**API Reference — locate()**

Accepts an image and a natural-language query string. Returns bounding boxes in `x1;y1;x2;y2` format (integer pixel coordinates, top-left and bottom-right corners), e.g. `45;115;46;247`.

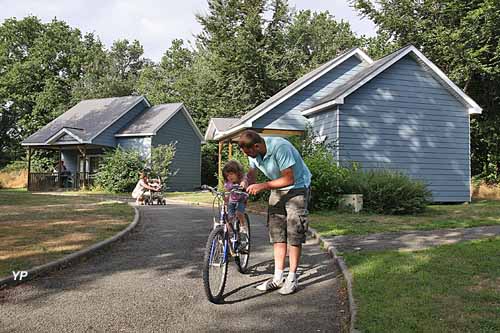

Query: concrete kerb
307;227;358;333
0;204;141;290
164;198;357;332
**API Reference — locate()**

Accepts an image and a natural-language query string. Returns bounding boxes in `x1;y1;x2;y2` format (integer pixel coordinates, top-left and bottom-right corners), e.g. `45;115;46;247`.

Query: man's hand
246;183;269;195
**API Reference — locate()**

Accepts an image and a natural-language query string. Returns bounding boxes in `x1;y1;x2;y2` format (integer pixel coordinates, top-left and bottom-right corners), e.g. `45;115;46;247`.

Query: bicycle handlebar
200;184;247;196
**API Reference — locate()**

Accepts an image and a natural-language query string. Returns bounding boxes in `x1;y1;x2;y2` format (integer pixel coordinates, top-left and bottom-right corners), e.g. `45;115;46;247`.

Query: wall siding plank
312;55;471;202
254;56;369;130
152;110;201;191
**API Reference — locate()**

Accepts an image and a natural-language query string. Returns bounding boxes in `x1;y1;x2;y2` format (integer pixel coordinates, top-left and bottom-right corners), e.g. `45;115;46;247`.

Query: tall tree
196;0;269;118
352;0;500;181
285;9;365;75
72;39;146;101
0;16;104;165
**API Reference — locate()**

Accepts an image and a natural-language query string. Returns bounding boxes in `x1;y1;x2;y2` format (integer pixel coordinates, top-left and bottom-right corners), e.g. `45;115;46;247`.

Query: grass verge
0;189;134;277
310;200;500;237
344;238;500;332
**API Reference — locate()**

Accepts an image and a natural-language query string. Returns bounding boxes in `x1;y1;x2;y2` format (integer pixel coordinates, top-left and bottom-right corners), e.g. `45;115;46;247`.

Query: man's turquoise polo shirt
248;136;311;190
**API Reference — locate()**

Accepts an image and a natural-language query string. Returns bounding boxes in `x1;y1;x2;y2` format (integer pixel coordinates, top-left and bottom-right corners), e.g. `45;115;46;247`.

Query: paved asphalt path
1;204;347;332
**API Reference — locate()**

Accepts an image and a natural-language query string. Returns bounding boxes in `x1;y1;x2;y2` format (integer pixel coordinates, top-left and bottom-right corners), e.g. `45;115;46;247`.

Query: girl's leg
236;211;246;229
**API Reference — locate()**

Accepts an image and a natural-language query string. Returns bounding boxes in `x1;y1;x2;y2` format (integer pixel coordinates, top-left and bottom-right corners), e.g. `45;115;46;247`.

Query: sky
0;0;377;62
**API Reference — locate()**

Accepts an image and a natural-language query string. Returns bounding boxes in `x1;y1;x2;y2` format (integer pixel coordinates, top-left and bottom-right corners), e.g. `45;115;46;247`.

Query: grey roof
309;45;413;109
204;117;240;141
212;118;240;132
22;96;145;145
118;103;183;135
232;47;361;127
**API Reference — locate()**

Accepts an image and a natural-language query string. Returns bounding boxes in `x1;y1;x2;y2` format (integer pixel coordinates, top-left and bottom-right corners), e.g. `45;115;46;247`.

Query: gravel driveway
0;204;348;332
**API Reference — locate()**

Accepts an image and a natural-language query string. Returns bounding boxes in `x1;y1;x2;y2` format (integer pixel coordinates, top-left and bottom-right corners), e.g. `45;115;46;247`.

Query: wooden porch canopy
22;143;104;191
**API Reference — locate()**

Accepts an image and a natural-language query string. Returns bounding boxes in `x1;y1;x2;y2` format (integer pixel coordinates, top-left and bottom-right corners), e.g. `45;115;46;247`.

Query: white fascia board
45;128;84;144
115;133;155;137
204;120;215;141
302;100;341;117
213;121;252;141
408;47;482;114
468;107;481;114
237;48;373;128
21;142;43;146
327;46;482;115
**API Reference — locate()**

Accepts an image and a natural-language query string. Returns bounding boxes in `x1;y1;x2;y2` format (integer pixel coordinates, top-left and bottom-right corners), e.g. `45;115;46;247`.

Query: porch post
218;141;223;188
27;147;32;191
58;147;62;188
82;146;87;190
228;141;233;160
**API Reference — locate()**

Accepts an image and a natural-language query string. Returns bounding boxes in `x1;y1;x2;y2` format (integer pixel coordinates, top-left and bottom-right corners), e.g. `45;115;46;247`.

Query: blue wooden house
205;45;482;202
22;96;203;191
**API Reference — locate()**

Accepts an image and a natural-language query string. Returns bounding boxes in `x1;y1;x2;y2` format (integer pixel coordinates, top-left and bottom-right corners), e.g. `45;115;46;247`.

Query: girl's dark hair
222;160;244;181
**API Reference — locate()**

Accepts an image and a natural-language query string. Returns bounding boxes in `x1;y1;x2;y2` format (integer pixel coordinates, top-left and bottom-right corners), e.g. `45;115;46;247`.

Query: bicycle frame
203;185;245;265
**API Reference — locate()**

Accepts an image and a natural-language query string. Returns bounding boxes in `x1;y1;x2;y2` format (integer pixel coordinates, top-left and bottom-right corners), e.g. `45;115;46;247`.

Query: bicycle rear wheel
202;226;228;303
235;213;251;273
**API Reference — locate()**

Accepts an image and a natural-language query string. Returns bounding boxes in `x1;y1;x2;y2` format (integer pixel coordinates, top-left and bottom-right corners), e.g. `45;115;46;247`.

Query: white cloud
0;0;375;62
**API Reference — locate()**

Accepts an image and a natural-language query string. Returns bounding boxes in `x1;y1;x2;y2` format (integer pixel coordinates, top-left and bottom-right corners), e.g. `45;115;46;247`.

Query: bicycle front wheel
202;226;228;303
236;213;251;273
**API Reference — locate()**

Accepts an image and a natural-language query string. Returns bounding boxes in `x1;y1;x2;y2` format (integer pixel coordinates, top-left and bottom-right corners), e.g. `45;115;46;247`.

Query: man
239;130;311;295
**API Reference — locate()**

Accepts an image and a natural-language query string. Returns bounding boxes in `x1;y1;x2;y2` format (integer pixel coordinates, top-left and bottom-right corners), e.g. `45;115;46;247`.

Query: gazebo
205;118;304;182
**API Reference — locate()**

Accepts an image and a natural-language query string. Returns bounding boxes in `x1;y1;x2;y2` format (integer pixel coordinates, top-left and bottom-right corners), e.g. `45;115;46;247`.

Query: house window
89;156;103;173
79;155;103;174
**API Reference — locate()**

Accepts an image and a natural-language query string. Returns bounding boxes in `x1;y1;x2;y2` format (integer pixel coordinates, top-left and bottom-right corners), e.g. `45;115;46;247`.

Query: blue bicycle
201;185;251;303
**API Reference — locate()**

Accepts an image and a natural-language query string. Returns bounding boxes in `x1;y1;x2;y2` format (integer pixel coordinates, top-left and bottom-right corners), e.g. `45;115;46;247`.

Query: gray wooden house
22;96;203;191
206;45;482;202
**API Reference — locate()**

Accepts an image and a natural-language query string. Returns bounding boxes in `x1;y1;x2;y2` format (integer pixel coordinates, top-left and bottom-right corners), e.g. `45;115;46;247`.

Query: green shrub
31;151;59;172
201;143;220;187
150;143;177;184
94;148;145;193
305;147;349;211
341;169;432;215
1;161;26;172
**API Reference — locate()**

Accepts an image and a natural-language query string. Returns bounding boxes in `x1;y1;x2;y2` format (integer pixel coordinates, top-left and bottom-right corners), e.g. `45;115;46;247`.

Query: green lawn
344;238;500;332
165;191;215;204
0;189;134;278
310;200;500;236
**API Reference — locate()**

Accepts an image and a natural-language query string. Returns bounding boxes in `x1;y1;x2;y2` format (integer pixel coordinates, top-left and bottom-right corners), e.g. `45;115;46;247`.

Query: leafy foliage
342;169;432;215
93;148;145;193
138;0;367;133
150;143;177;184
0;17;103;166
0;16;146;168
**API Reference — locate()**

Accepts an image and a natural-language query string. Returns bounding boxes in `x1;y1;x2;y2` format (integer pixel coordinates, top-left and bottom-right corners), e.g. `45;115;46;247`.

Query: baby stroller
143;177;168;205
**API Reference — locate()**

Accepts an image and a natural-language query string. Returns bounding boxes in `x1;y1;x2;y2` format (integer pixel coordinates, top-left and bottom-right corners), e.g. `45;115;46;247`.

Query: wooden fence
28;172;94;192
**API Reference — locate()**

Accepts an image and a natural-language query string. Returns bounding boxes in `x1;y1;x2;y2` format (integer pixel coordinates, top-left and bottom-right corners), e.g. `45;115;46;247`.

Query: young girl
222;160;249;231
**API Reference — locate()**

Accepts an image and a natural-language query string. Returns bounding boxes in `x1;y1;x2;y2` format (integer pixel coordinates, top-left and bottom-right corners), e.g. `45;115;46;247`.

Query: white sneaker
278;277;298;295
256;278;286;291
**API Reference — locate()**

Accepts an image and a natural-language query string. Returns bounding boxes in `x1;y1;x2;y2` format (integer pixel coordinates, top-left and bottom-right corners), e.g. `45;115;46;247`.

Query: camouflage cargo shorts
267;187;311;246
